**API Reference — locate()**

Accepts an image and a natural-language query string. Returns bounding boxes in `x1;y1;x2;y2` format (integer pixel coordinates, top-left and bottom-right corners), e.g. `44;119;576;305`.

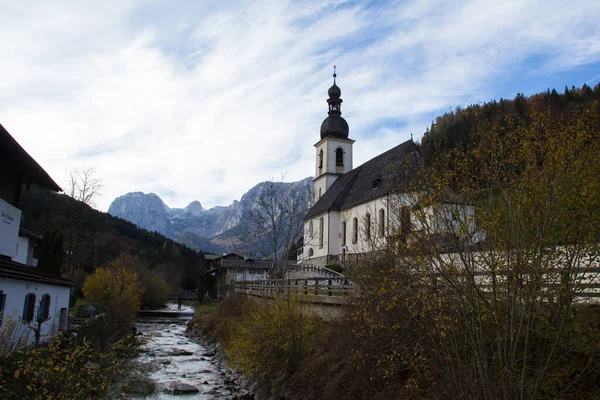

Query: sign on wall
0;198;21;258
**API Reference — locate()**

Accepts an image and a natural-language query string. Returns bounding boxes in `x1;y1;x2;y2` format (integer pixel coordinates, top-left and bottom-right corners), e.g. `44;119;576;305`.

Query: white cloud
1;0;599;211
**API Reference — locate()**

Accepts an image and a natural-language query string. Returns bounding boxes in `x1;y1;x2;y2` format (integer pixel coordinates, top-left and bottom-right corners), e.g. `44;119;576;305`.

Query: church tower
313;67;354;202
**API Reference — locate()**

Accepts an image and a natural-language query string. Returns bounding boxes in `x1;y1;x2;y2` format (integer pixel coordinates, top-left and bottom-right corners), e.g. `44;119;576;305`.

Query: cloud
1;0;599;211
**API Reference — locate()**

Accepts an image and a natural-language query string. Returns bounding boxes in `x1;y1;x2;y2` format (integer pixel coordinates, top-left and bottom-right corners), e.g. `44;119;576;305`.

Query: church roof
305;139;421;220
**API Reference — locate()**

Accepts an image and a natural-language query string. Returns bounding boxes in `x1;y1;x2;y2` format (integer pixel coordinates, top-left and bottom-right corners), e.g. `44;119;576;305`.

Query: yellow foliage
220;294;319;376
82;254;142;329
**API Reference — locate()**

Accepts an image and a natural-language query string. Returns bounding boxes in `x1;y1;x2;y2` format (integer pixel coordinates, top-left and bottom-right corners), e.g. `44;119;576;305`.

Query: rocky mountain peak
107;178;314;254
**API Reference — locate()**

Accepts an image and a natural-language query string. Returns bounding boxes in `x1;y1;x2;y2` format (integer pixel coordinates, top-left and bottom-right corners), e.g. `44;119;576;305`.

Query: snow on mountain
107;178;314;254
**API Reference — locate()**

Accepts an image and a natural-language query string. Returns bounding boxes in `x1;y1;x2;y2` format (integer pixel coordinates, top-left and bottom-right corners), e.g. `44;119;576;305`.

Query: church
301;71;470;266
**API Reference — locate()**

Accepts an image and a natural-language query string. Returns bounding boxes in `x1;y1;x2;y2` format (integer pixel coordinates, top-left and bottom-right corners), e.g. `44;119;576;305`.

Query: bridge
234;276;355;305
168;291;197;309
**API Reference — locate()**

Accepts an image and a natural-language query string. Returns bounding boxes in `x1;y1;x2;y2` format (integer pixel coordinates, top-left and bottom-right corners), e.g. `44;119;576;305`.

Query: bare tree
62;167;103;274
66;167;102;207
237;178;313;273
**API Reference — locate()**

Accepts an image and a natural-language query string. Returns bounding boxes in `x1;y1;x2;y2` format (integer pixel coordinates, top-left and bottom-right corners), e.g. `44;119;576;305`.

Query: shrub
0;333;137;399
81;254;142;345
221;294;320;377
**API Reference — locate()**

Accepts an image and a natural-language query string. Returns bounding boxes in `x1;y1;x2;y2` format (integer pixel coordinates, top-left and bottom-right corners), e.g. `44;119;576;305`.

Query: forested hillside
19;185;206;291
420;83;600;167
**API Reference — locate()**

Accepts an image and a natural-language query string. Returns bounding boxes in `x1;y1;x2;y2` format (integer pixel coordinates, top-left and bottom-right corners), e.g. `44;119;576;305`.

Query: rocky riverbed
134;305;255;399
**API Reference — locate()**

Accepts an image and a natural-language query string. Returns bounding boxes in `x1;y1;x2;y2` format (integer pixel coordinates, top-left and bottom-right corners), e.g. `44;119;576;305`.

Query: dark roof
305;139;421;219
0;258;76;287
328;83;341;99
0;123;62;192
320;115;349;139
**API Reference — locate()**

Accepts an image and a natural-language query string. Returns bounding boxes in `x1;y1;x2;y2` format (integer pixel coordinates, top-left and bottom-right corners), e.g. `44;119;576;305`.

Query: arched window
319;217;324;249
318;188;322;199
378;209;385;237
335;148;344;166
308;248;314;257
365;213;371;240
401;206;411;235
342;221;347;246
352;217;358;243
318;149;324;170
309;220;313;237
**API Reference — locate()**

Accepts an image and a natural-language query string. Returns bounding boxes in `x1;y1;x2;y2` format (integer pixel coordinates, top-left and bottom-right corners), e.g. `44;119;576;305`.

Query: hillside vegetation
20;186;206;291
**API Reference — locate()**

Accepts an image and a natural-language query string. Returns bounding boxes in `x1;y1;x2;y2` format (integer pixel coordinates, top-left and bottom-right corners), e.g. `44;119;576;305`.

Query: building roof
320;70;349;140
0;123;62;192
0;259;76;287
305;139;421;219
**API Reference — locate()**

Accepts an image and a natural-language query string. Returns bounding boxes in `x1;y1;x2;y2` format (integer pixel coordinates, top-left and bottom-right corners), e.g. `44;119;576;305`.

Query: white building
0;123;74;349
301;73;473;266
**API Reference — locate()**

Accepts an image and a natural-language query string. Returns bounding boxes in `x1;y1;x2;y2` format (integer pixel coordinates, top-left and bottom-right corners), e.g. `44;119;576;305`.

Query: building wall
225;268;269;283
314;138;354;178
0;278;71;347
302;193;425;263
313;137;354;202
12;236;37;266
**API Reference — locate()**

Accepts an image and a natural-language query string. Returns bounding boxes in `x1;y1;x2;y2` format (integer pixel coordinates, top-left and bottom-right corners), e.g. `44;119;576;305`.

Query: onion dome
320;66;349;140
328;82;341;99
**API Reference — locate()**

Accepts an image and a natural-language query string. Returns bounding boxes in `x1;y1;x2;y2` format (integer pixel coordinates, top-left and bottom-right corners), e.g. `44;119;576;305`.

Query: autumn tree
81;254;142;345
350;106;600;399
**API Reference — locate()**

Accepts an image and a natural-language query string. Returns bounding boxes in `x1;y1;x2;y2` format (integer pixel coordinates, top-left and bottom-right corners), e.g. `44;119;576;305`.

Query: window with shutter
42;294;51;320
23;293;36;323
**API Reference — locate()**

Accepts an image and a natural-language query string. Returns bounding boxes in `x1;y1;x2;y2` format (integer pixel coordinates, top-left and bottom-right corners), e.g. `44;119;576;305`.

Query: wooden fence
234;277;354;299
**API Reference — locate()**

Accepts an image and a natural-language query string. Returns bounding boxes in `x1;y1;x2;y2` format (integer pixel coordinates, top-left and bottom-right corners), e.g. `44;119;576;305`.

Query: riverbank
185;295;365;400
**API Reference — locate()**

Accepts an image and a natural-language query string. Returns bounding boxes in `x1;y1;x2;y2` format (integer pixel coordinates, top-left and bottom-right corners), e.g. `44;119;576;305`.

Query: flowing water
134;304;242;399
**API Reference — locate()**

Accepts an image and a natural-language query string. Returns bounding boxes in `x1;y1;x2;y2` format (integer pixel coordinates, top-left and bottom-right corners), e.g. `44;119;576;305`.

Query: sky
1;0;599;212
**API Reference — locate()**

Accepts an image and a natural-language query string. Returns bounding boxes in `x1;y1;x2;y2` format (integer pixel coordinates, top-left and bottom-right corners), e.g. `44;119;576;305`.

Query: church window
319;217;324;249
318;188;322;199
318;149;324;171
335;148;344;166
308;248;314;257
401;207;411;235
379;209;385;237
352;217;358;243
309;220;313;237
365;213;371;240
342;221;347;246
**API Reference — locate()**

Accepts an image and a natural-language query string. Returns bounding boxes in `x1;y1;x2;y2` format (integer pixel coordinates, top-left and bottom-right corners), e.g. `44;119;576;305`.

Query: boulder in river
165;381;200;394
169;348;194;356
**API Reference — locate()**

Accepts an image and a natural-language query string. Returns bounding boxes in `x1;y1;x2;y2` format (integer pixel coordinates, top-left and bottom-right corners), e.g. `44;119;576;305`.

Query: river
134;303;244;399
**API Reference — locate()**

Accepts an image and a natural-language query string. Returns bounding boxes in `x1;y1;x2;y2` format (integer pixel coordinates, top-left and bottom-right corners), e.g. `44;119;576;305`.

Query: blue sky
1;0;599;211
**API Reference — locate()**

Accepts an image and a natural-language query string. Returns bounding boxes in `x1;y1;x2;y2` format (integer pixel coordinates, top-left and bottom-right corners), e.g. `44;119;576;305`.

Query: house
0;123;74;348
206;253;272;283
301;72;474;266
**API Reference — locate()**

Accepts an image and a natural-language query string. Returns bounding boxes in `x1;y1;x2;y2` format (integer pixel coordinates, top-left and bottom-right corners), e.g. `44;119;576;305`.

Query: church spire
320;66;349;139
327;66;342;115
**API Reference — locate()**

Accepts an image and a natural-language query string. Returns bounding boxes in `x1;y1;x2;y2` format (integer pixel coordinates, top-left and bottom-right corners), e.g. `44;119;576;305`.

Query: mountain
108;178;314;254
19;185;206;290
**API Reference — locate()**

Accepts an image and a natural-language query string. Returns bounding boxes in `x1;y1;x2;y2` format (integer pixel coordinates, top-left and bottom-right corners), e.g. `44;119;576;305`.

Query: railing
283;264;344;279
234;277;355;298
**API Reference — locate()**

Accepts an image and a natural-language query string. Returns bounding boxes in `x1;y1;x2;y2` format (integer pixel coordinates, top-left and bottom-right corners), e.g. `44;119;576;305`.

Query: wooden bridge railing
234;277;355;298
